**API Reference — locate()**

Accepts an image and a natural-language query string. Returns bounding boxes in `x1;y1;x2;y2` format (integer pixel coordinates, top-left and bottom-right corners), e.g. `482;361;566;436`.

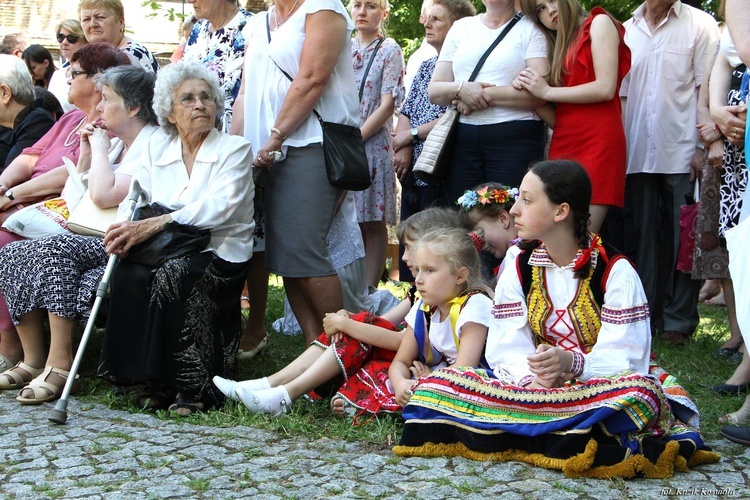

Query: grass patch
66;278;741;447
185;478;210;492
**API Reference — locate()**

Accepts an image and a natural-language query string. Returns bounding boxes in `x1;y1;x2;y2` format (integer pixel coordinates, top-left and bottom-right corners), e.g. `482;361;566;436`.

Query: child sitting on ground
213;207;465;417
388;226;492;407
456;182;520;277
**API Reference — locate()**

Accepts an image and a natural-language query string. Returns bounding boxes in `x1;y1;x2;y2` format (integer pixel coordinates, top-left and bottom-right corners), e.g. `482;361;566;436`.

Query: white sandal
16;366;78;405
0;361;43;390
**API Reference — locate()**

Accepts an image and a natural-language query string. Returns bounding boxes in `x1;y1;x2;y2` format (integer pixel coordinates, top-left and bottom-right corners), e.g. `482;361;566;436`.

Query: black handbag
413;12;524;185
124;203;210;268
266;15;371;191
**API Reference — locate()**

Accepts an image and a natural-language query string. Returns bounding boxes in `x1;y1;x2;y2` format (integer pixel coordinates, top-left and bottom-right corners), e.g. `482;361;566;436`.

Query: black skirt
98;251;249;407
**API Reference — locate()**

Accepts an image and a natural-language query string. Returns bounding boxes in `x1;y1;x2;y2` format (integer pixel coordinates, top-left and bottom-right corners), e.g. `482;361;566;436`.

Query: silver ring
406;389;414;397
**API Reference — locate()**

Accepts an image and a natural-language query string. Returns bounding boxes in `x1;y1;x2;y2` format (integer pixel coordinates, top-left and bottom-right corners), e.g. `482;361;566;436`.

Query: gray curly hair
153;60;223;136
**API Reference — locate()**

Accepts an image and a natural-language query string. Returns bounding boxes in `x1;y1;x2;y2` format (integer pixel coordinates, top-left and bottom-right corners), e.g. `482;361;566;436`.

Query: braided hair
524;160;593;279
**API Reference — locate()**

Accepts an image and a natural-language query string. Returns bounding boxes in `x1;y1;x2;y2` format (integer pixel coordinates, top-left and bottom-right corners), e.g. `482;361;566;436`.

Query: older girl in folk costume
213;207;466;418
350;0;405;287
394;160;719;479
389;227;492;408
456;182;521;276
514;0;630;233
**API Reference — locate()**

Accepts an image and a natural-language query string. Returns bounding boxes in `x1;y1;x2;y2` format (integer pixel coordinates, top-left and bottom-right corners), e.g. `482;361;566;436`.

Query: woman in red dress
514;0;630;233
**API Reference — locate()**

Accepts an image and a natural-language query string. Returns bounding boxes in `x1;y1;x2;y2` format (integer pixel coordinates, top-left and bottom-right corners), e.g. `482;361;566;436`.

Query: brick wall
0;0;189;54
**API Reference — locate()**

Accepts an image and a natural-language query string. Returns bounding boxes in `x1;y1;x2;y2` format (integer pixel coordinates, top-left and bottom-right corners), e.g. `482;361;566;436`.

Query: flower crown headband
457;185;519;212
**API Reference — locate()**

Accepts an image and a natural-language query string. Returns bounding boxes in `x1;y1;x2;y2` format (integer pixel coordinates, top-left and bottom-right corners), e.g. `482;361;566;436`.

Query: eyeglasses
69;69;94;79
57;33;80;44
176;92;216;107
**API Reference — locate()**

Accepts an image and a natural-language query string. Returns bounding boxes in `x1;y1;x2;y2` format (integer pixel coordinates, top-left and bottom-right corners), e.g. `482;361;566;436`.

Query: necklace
64;116;87;147
272;0;301;31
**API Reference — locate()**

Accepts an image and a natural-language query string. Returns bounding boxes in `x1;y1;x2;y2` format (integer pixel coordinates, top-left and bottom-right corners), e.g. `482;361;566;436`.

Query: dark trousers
443;120;546;204
625;173;701;335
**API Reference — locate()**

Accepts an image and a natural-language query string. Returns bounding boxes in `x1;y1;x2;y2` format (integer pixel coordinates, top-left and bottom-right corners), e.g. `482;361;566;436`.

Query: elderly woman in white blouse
98;61;255;416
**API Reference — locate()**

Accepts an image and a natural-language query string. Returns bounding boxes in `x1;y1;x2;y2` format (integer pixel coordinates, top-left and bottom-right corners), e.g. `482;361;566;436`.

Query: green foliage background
387;0;722;60
143;0;723;60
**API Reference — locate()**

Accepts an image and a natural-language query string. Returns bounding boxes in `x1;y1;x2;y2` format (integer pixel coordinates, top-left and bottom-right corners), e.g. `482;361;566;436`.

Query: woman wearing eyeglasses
0;43;130;382
98;61;255;416
48;19;89;113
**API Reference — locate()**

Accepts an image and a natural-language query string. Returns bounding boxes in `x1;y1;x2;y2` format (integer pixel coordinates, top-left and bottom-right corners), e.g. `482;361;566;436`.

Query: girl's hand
394;378;417;407
514;68;550;100
457;81;494;111
323;311;348;337
527;344;572;381
409;360;430;379
329;332;344;344
528;375;564;389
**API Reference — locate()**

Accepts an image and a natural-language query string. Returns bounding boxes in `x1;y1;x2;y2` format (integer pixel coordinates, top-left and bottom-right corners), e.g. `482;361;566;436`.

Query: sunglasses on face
57;33;80;44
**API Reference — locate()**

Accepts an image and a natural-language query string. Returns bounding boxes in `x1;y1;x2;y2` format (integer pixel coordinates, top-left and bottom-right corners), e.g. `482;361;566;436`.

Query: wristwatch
410;127;419;141
4;189;14;201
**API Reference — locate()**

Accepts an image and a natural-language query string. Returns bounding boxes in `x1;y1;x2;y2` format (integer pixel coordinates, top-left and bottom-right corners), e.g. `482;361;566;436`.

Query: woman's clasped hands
454;81;495;115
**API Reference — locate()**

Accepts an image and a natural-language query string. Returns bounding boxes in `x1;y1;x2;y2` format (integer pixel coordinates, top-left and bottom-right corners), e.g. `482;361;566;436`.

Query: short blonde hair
79;0;125;21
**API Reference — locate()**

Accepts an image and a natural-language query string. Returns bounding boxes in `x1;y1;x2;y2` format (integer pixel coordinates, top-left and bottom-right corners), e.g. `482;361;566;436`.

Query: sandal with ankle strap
0;362;44;390
168;393;206;417
16;366;79;405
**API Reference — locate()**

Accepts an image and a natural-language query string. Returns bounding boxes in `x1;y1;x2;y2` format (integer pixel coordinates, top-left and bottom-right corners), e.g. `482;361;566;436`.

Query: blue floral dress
123;39;159;74
352;37;404;224
184;11;252;132
399;56;445;187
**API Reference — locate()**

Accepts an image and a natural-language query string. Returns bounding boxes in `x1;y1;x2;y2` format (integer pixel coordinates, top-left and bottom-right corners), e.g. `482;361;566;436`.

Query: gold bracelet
455;81;464;99
271;127;288;141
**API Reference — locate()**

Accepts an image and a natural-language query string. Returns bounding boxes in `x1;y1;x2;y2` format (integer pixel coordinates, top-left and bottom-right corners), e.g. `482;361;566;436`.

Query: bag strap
468;11;524;83
358;37;385;101
266;14;325;124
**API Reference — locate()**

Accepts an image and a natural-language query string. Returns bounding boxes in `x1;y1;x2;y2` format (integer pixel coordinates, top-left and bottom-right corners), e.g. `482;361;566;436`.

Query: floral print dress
352;36;405;224
184;11;252;132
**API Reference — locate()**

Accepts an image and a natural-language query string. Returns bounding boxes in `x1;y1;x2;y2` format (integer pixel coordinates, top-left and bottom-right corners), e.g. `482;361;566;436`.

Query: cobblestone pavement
1;393;749;499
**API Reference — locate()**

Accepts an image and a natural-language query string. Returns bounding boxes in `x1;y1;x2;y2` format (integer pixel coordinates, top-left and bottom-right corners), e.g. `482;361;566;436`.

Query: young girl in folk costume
389;227;492;407
456;182;521;277
213;207;463;418
513;0;630;233
350;0;405;287
394;160;719;479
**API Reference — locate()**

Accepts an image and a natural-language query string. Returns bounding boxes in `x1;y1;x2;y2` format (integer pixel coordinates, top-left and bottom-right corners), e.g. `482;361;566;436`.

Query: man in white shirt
620;0;719;344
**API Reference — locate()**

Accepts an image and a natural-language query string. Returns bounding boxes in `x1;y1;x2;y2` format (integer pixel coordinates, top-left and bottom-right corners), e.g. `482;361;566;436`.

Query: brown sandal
0;362;44;390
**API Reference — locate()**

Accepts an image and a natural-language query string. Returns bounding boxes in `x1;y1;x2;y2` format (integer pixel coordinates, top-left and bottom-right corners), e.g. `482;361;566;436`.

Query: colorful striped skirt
393;365;719;478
